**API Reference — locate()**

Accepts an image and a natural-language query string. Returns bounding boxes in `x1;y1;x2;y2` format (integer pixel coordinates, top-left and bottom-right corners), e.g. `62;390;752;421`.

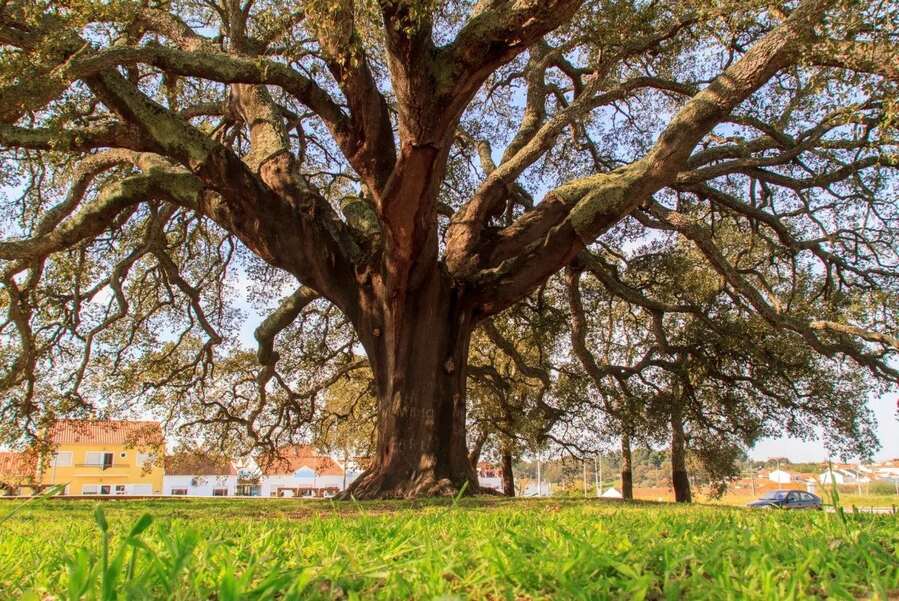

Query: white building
522;481;552;497
875;468;899;482
258;445;352;497
163;452;239;496
870;461;899;482
476;463;503;493
819;467;869;485
767;469;793;484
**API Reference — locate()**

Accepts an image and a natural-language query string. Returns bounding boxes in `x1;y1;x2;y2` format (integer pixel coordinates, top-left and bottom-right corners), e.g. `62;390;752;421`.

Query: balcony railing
75;463;130;470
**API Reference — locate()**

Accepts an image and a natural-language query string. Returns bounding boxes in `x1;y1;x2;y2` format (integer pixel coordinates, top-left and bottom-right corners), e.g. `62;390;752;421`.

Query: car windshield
761;491;788;500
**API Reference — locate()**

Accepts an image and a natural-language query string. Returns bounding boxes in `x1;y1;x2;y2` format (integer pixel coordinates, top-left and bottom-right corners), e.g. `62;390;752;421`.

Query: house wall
768;470;792;484
260;474;350;497
819;471;846;484
163;475;238;496
478;476;502;492
40;443;163;495
522;482;552;497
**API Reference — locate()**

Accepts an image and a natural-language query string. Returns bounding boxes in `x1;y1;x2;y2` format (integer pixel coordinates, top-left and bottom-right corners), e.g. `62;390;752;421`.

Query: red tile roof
259;445;344;476
49;420;164;447
0;451;37;480
165;452;237;476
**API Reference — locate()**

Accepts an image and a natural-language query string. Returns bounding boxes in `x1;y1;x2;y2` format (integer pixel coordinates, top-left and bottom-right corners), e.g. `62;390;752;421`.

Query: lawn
0;497;896;600
703;493;899;509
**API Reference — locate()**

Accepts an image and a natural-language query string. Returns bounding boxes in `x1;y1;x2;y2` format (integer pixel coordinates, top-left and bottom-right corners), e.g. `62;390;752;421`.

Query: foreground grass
0;497;896;600
701;493;899;508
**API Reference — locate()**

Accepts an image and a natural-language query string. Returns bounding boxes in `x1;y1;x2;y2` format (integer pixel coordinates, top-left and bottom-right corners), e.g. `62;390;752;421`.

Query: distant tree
564;231;883;502
467;296;565;496
315;362;378;470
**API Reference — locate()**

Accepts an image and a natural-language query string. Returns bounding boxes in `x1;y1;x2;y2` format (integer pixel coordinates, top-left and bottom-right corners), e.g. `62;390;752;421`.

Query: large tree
0;0;896;497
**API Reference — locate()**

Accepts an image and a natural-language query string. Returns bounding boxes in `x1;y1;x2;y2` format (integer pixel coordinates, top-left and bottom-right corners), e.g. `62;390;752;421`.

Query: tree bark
671;405;692;503
341;266;479;498
620;431;633;500
468;429;488;472
501;443;515;497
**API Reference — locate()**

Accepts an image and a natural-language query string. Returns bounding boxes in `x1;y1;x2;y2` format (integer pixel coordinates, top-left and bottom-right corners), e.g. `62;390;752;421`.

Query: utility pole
536;454;542;497
599;455;603;496
594;456;600;497
583;460;588;497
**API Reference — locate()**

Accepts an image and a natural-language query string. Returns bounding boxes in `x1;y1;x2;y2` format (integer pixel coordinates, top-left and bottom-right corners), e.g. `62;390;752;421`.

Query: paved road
824;505;896;515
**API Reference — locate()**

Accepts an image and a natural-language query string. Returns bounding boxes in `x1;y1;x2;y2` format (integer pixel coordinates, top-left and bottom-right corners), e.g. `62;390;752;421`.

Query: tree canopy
0;0;896;497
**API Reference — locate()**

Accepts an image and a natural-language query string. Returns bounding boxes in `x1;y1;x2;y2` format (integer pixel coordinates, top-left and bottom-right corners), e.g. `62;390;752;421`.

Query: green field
1;497;896;600
706;493;899;509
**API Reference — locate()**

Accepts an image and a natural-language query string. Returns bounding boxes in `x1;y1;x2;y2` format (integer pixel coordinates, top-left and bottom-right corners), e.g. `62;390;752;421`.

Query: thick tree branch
254;286;320;367
0;158;202;262
644;200;899;381
480;319;550;389
447;76;695;276
808;39;898;81
305;0;396;192
433;0;583;136
85;69;360;306
463;0;833;315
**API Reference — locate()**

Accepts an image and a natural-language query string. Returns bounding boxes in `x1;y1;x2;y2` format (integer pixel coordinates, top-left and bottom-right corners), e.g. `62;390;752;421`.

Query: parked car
747;490;822;510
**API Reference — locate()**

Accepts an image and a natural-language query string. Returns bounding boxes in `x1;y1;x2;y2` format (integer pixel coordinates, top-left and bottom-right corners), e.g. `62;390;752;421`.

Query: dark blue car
747;490;822;510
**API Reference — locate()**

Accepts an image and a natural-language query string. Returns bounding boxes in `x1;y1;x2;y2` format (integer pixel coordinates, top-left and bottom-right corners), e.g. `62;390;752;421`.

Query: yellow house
40;420;165;496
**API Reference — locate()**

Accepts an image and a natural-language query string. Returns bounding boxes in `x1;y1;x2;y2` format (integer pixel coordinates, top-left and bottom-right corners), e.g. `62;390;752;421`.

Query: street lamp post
536;453;542;497
583;460;588;498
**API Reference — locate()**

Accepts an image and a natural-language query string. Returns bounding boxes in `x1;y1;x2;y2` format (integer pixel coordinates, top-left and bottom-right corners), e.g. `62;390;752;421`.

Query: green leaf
128;513;153;537
94;505;109;533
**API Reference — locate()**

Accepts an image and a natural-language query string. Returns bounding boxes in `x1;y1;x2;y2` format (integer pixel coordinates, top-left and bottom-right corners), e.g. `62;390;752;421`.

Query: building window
115;485;127;495
52;452;73;467
100;485;111;495
82;484;98;495
85;452;114;469
170;488;188;496
212;488;228;496
235;484;260;497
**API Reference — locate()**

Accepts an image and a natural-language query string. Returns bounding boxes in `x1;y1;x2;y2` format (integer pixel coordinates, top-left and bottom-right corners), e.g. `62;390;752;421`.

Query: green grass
707;493;899;508
0;497;896;600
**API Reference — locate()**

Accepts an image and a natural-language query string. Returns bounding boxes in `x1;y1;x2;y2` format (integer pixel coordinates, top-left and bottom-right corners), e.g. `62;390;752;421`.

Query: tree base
336;468;482;500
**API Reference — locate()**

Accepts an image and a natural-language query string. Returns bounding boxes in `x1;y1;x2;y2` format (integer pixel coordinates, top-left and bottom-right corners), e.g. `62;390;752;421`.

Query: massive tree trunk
670;405;692;503
501;443;515;497
620;431;634;500
342;265;479;498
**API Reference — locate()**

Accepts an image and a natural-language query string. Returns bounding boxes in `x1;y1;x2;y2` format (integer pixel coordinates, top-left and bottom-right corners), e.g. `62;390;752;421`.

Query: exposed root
335;468;481;500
